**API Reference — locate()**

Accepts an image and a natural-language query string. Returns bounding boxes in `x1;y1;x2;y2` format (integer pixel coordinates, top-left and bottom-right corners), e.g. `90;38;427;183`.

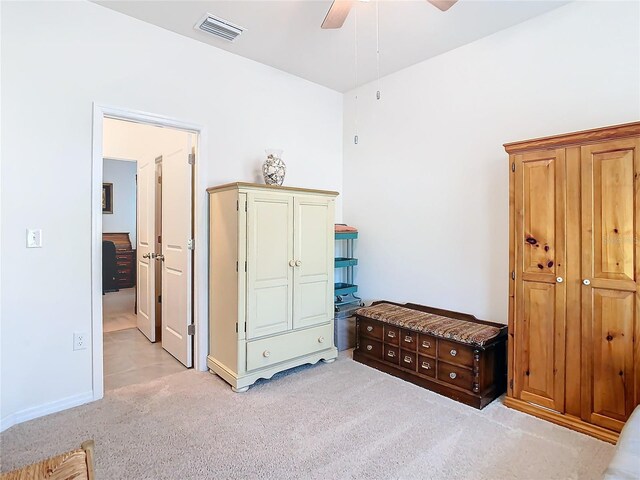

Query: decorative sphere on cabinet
262;149;286;186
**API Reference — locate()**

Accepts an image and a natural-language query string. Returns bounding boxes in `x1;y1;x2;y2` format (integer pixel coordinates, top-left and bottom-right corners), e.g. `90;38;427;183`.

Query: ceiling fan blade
427;0;458;12
321;0;354;29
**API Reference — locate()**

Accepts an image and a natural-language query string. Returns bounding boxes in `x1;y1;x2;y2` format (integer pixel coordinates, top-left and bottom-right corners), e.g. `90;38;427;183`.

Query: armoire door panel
246;194;294;339
514;149;566;413
522;157;557;278
591;149;635;282
587;289;634;431
293;198;333;329
519;282;563;410
581;138;639;431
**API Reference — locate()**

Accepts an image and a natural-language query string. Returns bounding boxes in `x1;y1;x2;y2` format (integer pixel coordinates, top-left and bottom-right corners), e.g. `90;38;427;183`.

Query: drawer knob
449;372;457;379
367;326;374;332
404;336;413;343
450;349;457;357
387;331;396;338
421;362;431;370
295;260;302;267
366;345;373;351
387;350;396;358
318;336;324;343
404;355;412;363
289;260;295;267
263;350;271;358
422;341;431;348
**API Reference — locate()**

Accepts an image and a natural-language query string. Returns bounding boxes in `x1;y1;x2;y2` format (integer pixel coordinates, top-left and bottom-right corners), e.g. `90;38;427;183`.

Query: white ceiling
95;0;570;92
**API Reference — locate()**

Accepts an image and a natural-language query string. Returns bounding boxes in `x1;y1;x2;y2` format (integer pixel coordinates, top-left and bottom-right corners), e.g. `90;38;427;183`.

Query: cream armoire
506;122;640;443
207;182;338;392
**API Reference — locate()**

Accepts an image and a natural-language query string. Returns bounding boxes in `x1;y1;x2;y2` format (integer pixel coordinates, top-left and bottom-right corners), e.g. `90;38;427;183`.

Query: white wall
103;159;137;245
0;1;342;430
343;1;640;323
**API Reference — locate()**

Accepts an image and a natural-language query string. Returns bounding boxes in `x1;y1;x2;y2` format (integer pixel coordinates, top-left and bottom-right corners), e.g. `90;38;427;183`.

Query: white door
246;192;294;339
293;197;334;329
160;134;195;367
136;157;156;342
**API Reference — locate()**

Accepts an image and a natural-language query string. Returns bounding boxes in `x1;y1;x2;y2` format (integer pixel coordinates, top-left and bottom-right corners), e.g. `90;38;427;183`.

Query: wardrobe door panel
246;193;294;339
514;149;566;412
582;139;640;431
293;196;334;329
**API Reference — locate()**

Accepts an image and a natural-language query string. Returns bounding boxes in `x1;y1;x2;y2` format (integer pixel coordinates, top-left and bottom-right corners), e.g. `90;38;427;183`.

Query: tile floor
103;328;186;390
102;288;137;333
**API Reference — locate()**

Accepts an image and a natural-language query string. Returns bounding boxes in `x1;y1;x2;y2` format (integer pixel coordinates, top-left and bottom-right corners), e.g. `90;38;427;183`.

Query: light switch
26;229;42;248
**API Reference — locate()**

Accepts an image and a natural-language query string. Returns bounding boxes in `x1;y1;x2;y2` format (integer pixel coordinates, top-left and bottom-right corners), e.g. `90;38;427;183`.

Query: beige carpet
0;354;614;479
103;288;137;333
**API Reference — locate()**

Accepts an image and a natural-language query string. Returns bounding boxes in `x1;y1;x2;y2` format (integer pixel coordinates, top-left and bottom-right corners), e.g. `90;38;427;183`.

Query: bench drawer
438;339;474;368
418;334;437;357
384;345;400;365
360;318;383;340
418;355;436;377
438;362;474;390
247;323;332;371
360;338;382;359
400;329;418;350
384;325;400;345
400;350;417;371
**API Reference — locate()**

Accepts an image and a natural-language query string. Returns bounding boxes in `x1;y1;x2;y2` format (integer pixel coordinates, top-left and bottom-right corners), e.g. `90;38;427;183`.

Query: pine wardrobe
506;122;640;443
207;183;339;392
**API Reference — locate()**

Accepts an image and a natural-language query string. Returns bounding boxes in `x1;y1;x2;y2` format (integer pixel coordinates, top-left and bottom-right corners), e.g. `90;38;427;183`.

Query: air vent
195;13;245;42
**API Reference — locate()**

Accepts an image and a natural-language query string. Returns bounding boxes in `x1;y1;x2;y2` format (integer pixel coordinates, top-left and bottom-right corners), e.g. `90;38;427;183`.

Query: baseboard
1;391;94;433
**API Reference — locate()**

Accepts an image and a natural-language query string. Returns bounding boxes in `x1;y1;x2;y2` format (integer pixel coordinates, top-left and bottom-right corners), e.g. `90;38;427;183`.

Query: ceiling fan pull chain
376;0;381;101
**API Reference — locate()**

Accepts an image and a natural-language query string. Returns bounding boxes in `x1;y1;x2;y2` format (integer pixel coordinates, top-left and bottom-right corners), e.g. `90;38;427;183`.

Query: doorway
96;112;200;394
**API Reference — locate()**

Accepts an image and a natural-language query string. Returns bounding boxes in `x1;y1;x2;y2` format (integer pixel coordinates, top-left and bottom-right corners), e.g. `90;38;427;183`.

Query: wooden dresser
103;232;136;289
354;302;507;409
506;122;640;443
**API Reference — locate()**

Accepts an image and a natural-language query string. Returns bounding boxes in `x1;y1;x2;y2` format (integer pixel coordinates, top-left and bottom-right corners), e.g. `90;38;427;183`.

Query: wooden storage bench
353;301;508;409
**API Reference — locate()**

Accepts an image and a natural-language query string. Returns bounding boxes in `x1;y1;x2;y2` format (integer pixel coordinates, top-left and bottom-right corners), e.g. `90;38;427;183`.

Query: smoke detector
194;13;245;42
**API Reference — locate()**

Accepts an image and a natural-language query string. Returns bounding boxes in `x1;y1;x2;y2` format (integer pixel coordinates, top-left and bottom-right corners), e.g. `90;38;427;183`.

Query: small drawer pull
367;326;374;332
449;372;457;380
263;350;271;358
422;341;431;348
387;331;396;338
404;336;413;343
387;350;396;358
450;349;457;357
404;355;412;363
318;336;324;343
421;362;431;370
366;345;373;351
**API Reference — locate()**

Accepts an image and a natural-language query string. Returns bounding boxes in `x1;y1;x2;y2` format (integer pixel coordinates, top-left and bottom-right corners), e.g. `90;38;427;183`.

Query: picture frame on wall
102;183;113;214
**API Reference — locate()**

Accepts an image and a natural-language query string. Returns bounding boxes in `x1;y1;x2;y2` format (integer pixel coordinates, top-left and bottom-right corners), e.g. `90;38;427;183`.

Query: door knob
289;260;295;267
295;260;302;267
155;254;165;262
142;253;151;259
583;279;591;286
556;277;564;283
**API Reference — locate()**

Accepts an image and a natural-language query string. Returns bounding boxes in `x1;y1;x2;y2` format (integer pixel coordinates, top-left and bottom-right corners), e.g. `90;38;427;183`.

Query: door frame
91;103;208;401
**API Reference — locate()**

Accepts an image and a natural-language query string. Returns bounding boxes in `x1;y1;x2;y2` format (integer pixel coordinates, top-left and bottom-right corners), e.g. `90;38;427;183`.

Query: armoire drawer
246;323;333;372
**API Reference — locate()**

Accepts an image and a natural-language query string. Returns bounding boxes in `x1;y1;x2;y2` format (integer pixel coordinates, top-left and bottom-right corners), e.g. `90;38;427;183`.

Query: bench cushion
355;303;501;347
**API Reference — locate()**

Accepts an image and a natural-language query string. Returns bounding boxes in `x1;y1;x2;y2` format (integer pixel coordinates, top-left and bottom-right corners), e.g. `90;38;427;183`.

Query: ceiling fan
321;0;458;29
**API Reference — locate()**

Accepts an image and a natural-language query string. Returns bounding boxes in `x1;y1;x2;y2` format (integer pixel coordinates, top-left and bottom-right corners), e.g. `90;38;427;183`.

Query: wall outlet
73;332;88;351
